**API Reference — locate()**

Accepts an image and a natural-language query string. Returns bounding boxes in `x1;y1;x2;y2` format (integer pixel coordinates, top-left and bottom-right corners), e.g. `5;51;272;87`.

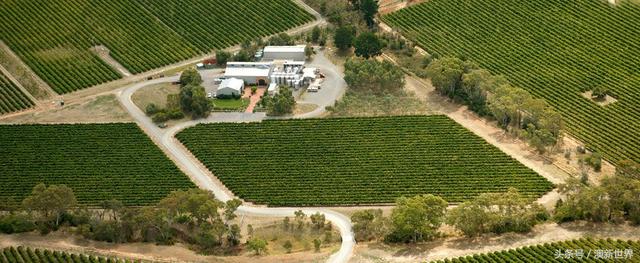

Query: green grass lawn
211;98;250;111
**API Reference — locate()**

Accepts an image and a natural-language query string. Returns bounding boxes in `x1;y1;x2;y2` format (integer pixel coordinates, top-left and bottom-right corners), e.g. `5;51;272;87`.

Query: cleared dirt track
117;74;354;263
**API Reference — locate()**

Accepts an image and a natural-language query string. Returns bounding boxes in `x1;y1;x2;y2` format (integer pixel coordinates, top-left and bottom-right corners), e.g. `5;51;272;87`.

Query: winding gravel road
117;67;353;262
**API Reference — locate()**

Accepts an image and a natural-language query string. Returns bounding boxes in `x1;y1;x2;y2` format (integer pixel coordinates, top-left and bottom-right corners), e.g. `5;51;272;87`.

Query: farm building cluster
209;45;321;97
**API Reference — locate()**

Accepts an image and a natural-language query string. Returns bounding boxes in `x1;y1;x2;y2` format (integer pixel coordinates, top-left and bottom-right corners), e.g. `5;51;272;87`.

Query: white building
217;78;244;97
263;45;306;61
224;62;273;85
270;61;305;89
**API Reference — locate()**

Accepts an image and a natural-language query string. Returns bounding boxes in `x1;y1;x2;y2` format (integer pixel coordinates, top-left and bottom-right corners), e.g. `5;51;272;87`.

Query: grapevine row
0;123;195;206
0;72;34;115
382;0;640;163
432;238;640;263
0;0;313;94
0;246;140;263
176;115;554;206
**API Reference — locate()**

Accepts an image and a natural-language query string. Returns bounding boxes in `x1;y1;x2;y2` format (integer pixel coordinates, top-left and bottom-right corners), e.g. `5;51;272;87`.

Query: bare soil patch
294;103;319;115
0;94;132;124
131;82;180;110
379;0;427;15
581;90;618;106
90;45;131;77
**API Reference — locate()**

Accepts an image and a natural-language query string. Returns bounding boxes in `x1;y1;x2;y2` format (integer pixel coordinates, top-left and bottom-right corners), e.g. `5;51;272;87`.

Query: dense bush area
554;175;640;225
382;0;640;163
0;124;194;206
0;0;313;93
0;184;244;255
0;72;34;115
177;115;553;206
352;189;547;243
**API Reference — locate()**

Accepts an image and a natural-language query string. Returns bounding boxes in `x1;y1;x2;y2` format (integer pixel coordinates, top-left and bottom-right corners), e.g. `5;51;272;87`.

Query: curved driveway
117;67;353;263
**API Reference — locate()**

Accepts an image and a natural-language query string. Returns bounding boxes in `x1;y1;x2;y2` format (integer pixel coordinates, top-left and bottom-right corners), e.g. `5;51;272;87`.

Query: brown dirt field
581;91;618;106
0;94;132;124
351;222;640;262
294;103;319;115
131;82;180;110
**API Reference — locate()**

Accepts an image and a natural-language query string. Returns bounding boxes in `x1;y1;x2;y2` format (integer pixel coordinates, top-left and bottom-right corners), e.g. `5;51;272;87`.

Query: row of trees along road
351;165;640;243
426;56;563;154
0;184;245;254
351;188;548;243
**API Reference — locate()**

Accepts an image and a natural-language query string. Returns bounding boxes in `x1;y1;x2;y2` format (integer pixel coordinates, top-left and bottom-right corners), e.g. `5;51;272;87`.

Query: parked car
207;92;214;98
307;86;319;92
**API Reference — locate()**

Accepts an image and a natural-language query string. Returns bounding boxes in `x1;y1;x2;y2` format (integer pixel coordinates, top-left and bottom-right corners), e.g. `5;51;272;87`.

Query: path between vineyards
117;73;354;263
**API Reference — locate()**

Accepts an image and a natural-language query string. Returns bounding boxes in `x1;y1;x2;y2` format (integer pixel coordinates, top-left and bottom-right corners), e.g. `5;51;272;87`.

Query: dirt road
117;74;354;263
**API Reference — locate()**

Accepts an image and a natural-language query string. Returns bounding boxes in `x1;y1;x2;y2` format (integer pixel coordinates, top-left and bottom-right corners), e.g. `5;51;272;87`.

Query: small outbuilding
217;78;245;97
263;45;306;61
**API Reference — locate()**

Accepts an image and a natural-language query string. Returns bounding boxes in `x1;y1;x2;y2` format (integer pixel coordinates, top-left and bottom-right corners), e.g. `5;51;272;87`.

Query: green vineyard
0;123;194;206
0;246;140;263
432;238;640;263
0;0;313;94
0;72;34;115
137;0;314;52
177;115;553;206
382;0;640;163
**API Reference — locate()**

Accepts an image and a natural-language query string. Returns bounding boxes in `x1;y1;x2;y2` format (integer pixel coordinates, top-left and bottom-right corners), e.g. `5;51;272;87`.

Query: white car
207;92;214;98
307;86;319;92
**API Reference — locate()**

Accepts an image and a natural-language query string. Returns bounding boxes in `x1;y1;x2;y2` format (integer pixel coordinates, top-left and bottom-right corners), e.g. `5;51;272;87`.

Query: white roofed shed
224;62;273;85
263;45;306;61
217;78;245;96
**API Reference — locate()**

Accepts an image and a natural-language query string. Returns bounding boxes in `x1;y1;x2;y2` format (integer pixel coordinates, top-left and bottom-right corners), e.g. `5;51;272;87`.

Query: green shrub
0;214;36;234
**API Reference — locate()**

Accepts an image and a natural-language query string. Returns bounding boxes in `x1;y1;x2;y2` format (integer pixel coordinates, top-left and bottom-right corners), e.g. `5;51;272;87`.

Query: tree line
0;184;243;254
351;170;640;243
425;56;563;154
351;188;547;243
